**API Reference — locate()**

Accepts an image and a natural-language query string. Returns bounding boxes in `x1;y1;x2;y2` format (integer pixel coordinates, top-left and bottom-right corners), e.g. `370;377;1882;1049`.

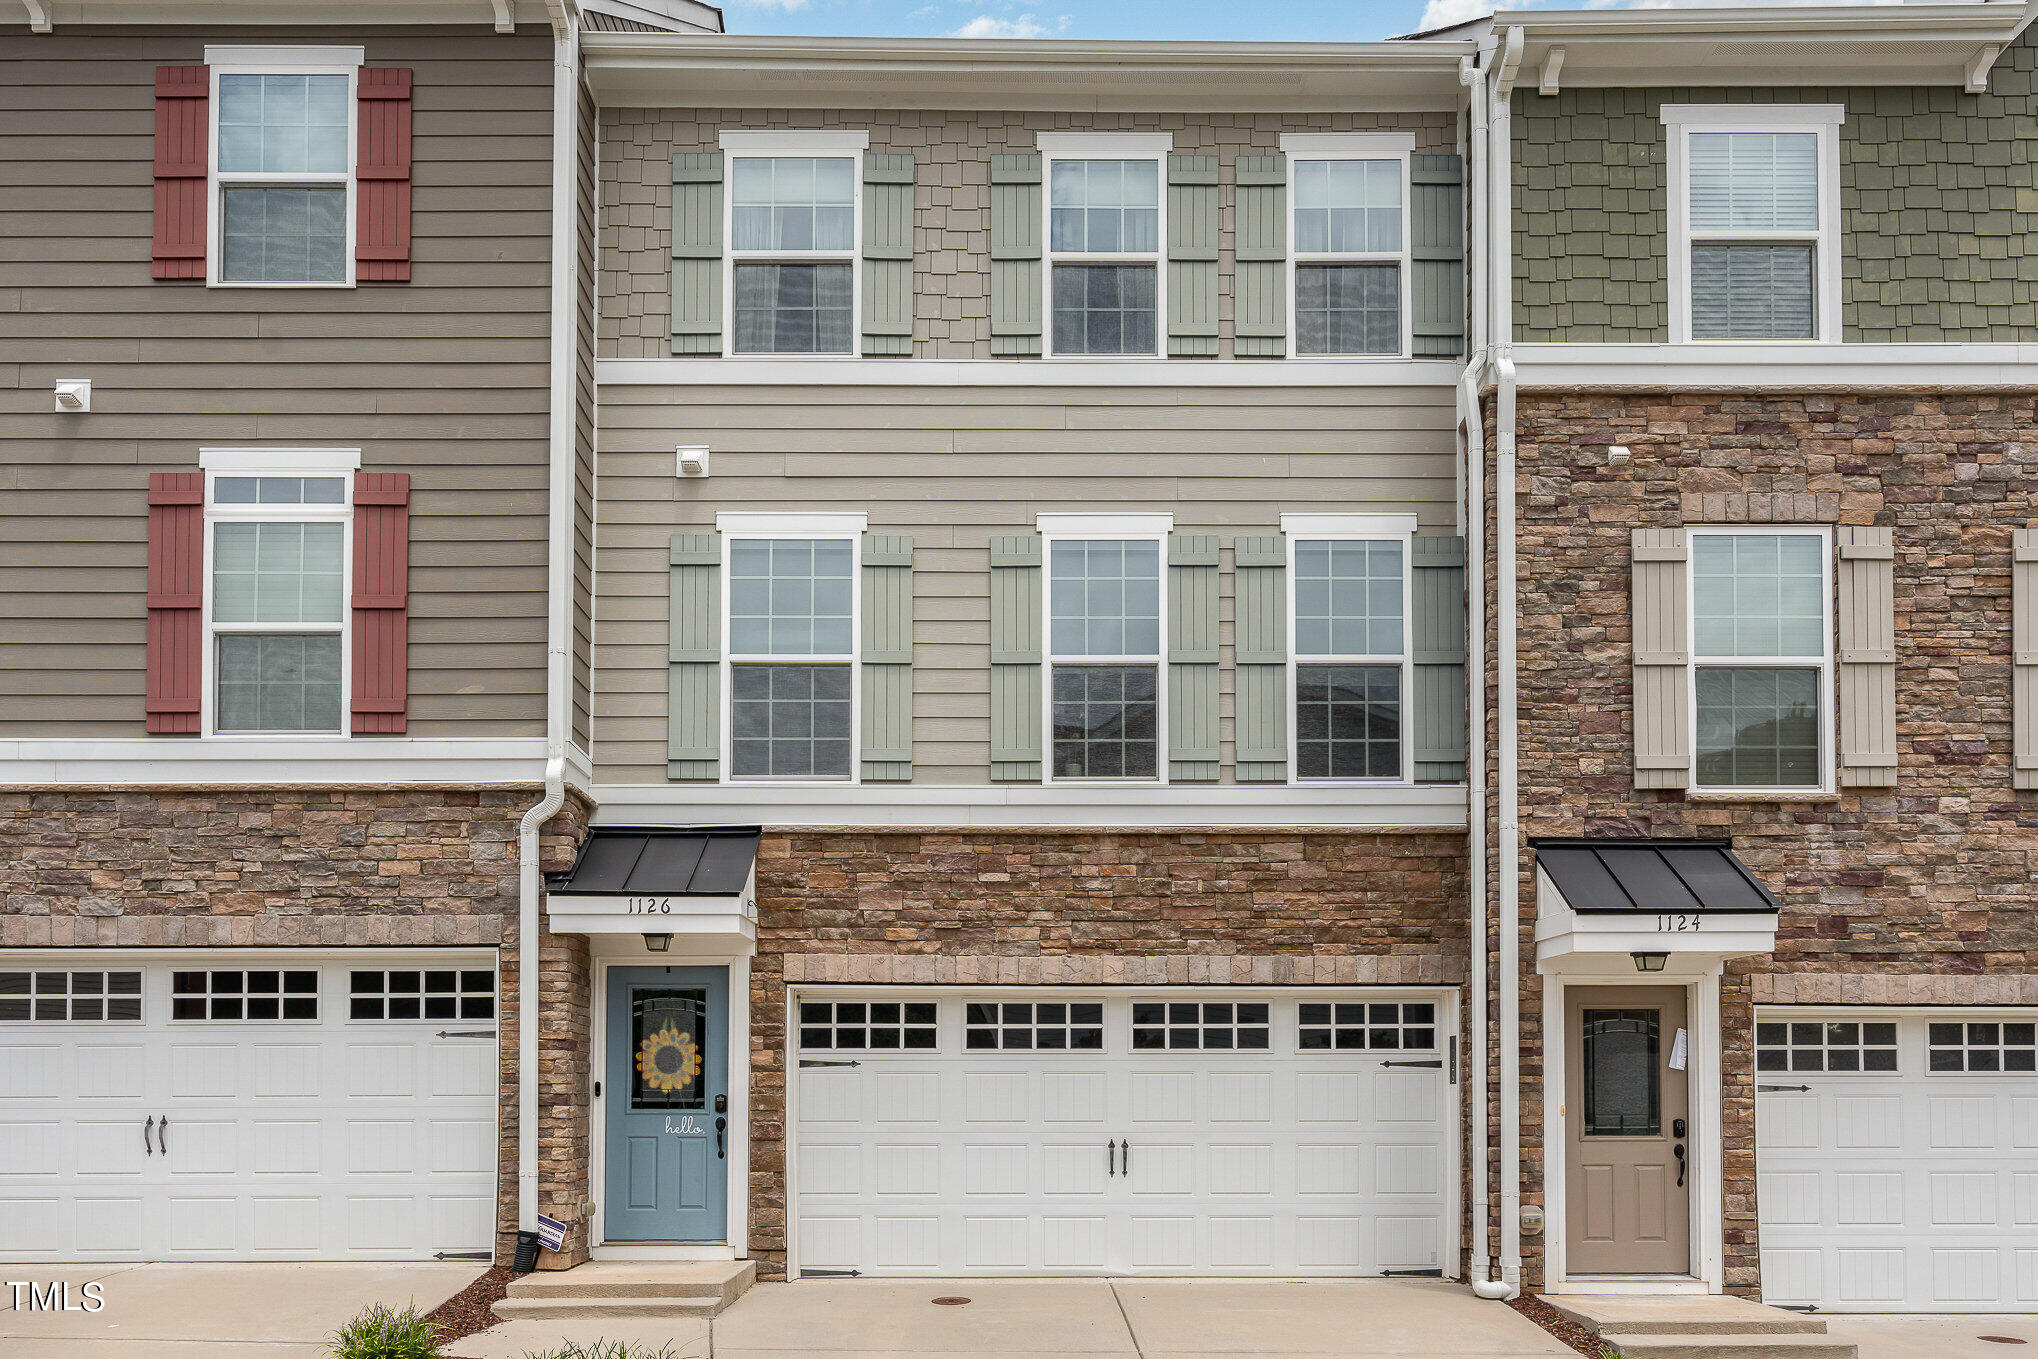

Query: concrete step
494;1260;756;1322
1602;1335;1856;1359
1545;1295;1829;1336
491;1295;721;1321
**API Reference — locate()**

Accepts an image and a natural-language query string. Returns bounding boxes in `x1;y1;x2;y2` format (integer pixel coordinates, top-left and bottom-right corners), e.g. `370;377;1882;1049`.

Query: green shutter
862;533;914;781
667;531;721;780
1411;535;1467;782
1234;155;1286;359
989;154;1043;358
989;534;1043;780
1233;534;1287;781
1168;533;1220;781
1167;155;1220;359
670;153;724;357
863;153;915;358
1411;154;1465;358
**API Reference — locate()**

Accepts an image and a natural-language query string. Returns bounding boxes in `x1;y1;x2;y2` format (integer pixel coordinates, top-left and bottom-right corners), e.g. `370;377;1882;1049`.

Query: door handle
715;1116;726;1160
1674;1142;1685;1188
1107;1139;1117;1177
158;1116;168;1156
144;1116;154;1156
1121;1140;1129;1176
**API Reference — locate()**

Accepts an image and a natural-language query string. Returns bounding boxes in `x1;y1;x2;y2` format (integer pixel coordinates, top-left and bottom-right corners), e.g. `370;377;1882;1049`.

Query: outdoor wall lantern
1631;951;1669;972
643;933;673;953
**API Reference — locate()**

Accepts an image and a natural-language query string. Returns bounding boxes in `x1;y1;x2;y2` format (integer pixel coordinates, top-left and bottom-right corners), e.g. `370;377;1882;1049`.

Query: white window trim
718;132;869;361
715;510;867;787
1281;513;1416;788
1039;132;1173;360
1281;132;1415;362
1663;104;1844;346
1684;524;1836;796
200;449;359;741
1038;511;1173;787
205;48;365;290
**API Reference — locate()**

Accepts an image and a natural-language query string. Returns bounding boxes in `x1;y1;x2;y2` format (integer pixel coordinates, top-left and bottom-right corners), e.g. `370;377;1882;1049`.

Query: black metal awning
547;826;761;897
1531;838;1780;915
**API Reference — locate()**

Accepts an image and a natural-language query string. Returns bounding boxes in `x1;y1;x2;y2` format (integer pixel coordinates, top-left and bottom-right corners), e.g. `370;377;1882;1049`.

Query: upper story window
1690;528;1832;791
207;47;363;288
722;132;867;357
721;513;862;781
1041;134;1171;357
1282;134;1412;358
202;451;357;736
1664;106;1842;343
1286;514;1413;782
1043;513;1168;781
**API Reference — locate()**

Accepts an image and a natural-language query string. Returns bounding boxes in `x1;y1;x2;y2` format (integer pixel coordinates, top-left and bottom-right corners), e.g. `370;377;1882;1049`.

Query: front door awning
545;826;761;945
1532;837;1780;971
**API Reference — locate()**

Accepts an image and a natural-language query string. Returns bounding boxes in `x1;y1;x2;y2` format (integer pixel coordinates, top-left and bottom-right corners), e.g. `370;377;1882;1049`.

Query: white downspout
1488;21;1526;1302
1460;47;1506;1304
517;9;579;1244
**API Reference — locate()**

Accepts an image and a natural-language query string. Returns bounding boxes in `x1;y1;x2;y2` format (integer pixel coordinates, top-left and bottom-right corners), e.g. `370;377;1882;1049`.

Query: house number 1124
1655;913;1702;932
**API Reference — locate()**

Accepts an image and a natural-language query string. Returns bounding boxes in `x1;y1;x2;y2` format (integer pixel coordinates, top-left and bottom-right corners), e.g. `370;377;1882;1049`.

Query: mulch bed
1510;1293;1616;1359
424;1266;514;1345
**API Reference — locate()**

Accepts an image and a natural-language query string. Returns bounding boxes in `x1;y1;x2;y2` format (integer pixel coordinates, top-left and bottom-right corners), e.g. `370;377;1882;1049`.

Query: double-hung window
1286;515;1413;782
203;451;355;736
1665;106;1841;342
722;513;862;781
1043;514;1168;781
1042;134;1169;357
723;132;865;357
1690;528;1832;791
1283;134;1412;357
208;47;361;287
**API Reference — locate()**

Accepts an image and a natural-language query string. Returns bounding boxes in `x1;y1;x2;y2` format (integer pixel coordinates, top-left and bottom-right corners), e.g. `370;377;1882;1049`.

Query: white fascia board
1279;512;1418;537
1278;132;1417;155
1660;103;1843;129
0;737;552;787
1510;342;2038;391
715;510;868;534
1531;866;1778;970
1036;132;1175;155
587;782;1470;830
199;447;362;473
595;358;1465;388
718;129;870;152
1037;511;1174;536
204;45;366;67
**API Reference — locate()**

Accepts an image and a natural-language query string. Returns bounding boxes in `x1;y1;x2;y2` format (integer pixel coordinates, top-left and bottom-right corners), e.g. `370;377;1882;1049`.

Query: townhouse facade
4;0;2038;1324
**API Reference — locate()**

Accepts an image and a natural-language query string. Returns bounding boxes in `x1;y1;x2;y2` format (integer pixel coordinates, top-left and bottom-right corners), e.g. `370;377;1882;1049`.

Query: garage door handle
1107;1140;1117;1176
157;1116;168;1156
144;1116;154;1156
1759;1084;1811;1093
1382;1060;1443;1069
1121;1140;1129;1175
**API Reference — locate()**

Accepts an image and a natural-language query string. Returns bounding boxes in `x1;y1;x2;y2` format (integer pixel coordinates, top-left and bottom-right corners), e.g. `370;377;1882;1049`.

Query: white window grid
1298;1000;1437;1052
963;999;1106;1052
1281;134;1414;360
1041;517;1171;785
172;968;320;1022
798;999;938;1051
0;970;143;1023
1131;1000;1272;1051
1755;1018;1898;1073
348;968;496;1022
1285;518;1415;786
719;131;867;359
200;453;357;740
1039;133;1171;359
206;49;362;289
1685;525;1835;794
1663;105;1843;345
718;513;865;786
1928;1019;2038;1074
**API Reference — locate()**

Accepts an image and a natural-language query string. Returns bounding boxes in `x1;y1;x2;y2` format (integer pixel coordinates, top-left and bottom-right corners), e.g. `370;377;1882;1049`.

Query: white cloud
1421;0;1914;26
1415;0;1492;28
948;11;1061;38
731;0;808;9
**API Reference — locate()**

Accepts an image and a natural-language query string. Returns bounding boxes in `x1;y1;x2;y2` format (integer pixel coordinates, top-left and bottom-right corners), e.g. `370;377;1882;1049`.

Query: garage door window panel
1929;1021;2037;1074
173;968;318;1021
1298;1000;1435;1052
0;970;143;1023
1132;1001;1270;1051
349;968;494;1021
964;1000;1104;1051
799;999;937;1051
1756;1019;1897;1073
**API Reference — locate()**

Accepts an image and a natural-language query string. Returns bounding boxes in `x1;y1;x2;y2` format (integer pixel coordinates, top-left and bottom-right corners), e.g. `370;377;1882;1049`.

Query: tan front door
1565;985;1690;1275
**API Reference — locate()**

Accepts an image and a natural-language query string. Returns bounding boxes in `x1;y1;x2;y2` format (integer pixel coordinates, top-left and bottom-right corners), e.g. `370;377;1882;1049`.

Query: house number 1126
1655;913;1702;932
626;897;673;914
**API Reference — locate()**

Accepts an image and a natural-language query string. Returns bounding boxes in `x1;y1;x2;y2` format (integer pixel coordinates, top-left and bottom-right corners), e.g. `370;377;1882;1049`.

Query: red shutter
352;472;411;734
356;68;414;283
145;473;205;733
152;66;209;281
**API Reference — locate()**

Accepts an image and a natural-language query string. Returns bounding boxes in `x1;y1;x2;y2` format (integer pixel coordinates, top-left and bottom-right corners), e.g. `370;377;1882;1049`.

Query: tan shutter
1837;526;1897;787
1631;528;1691;790
2015;528;2038;790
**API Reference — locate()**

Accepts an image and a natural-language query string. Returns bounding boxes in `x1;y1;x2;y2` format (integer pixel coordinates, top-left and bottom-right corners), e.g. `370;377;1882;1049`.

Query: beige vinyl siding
0;27;556;740
593;383;1457;785
599;108;1456;360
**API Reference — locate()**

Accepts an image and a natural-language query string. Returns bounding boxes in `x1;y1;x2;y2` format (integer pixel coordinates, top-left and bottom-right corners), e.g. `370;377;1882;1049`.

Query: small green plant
518;1343;693;1359
326;1302;441;1359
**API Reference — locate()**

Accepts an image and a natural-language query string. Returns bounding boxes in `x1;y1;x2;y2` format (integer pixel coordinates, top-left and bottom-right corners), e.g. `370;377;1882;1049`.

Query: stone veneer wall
1488;389;2038;1294
744;827;1470;1278
0;785;595;1264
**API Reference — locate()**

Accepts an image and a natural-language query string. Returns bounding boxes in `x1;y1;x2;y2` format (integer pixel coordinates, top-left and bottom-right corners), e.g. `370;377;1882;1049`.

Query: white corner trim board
0;738;553;786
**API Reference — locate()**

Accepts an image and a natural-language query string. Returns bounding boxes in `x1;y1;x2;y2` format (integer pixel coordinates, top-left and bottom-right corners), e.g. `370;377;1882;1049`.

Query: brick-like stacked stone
1487;390;2038;1293
743;827;1469;1277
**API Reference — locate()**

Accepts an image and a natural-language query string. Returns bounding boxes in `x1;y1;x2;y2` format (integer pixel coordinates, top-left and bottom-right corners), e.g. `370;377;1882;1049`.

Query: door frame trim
780;982;1462;1281
1541;966;1724;1294
589;943;751;1258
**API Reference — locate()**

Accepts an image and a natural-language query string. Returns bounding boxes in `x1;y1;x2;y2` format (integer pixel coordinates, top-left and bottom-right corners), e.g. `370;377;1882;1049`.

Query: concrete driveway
1823;1314;2038;1359
450;1278;1573;1359
0;1262;482;1358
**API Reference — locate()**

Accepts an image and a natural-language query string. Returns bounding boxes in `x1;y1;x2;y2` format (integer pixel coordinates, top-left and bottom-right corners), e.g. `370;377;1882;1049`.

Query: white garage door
791;990;1454;1277
0;953;500;1263
1757;1009;2038;1312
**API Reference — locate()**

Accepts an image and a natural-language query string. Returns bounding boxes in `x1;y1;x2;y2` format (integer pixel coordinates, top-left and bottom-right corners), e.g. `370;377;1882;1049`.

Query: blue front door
604;966;729;1242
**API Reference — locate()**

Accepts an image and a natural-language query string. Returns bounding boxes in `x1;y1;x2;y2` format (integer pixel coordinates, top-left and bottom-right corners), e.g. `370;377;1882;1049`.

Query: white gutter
1486;21;1525;1303
517;11;579;1245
